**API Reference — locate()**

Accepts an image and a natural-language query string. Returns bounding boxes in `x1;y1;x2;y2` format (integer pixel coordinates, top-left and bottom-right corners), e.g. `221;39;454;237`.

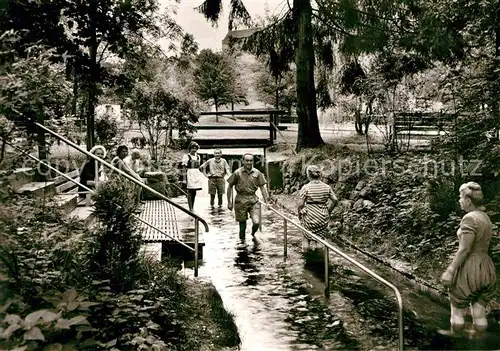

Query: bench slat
54;169;80;185
56;177;80;193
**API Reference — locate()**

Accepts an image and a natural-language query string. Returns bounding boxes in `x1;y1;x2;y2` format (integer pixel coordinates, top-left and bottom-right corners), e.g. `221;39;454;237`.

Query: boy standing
200;149;231;207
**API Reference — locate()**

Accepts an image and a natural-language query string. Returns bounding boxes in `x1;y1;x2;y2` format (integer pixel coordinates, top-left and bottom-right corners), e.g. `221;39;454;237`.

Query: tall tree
254;62;296;113
196;0;325;150
192;49;234;121
1;0;179;150
0;31;70;173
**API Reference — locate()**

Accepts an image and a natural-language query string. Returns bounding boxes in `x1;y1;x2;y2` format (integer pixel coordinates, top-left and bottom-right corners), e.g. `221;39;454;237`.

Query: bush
87;178;142;293
95;115;118;150
427;178;459;220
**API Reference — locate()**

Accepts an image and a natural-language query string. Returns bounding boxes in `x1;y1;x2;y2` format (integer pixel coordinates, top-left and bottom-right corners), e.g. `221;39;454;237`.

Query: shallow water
168;194;500;350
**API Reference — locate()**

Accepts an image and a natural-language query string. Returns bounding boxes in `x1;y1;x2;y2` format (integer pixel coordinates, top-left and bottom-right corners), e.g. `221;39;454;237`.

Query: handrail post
283;219;288;258
194;219;199;277
324;246;330;298
260;201;405;350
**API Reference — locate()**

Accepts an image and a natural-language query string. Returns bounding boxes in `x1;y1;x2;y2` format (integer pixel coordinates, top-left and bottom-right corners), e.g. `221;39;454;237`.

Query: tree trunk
71;68;78;118
293;0;324;151
86;1;98;150
493;3;500;140
215;100;219;122
275;75;279;109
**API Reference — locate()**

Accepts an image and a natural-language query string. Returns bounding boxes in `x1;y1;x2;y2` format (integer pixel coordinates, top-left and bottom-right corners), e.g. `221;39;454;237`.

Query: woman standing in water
441;182;496;335
181;142;204;212
297;165;338;250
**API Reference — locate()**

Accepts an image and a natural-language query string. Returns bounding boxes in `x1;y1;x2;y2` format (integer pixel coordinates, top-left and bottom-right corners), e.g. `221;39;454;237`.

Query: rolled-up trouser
234;193;260;222
208;177;225;195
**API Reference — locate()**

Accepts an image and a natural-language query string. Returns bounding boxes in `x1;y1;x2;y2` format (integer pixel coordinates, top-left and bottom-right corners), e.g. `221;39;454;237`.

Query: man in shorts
200;149;231;208
227;153;269;237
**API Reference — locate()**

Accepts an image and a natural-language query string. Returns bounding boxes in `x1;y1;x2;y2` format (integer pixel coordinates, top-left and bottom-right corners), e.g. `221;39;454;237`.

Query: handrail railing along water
260;200;405;351
35;122;209;232
30;123;209;276
7;140;196;253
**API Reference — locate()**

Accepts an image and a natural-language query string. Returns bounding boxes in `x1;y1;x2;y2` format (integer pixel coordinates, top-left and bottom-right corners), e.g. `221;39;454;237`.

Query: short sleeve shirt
227;167;266;194
202;158;230;177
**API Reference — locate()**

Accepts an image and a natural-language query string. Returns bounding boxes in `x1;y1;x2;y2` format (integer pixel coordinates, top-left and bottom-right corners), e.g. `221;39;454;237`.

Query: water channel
164;193;500;350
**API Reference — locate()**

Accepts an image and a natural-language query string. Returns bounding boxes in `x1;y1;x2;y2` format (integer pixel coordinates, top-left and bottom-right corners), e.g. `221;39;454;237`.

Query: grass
207;287;241;347
181;281;241;350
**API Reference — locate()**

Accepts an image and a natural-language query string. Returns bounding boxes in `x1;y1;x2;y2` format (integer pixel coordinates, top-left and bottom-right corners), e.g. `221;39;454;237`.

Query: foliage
0;290;97;351
0;116;16;166
192;49;246;114
254;60;296;111
1;0;180;148
0;30;71;160
126;82;198;164
0;178;240;350
280;149;499;286
88;179;142;293
176;33;200;70
95;113;118;150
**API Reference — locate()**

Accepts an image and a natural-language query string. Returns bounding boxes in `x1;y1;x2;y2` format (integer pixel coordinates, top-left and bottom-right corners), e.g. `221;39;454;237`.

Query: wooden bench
193;138;274;149
52;168;97;208
394;112;455;139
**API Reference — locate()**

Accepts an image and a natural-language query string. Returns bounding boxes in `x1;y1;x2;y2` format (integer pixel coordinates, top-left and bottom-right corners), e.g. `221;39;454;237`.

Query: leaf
43;344;63;351
41;311;60;323
67;301;79;312
106;339;117;347
24;326;45;341
68;315;90;326
61;288;78;303
61;342;78;351
25;309;48;327
55;318;72;329
2;323;21;339
4;314;22;325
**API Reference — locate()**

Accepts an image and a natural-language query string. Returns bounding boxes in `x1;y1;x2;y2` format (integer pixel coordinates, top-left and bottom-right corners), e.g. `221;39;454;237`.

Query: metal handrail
6;140;196;253
35;122;209;232
260;200;405;351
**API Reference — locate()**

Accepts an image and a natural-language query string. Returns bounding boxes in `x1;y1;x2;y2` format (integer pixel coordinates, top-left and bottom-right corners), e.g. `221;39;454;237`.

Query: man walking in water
200;149;231;208
227;153;269;237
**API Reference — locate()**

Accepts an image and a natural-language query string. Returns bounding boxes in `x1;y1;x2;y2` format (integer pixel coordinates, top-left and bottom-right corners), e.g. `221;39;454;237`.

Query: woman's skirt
299;203;329;239
449;253;497;308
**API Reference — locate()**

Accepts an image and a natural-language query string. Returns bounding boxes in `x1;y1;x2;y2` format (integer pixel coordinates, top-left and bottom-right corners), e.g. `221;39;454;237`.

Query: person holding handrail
180;141;204;212
78;145;108;201
227;153;269;238
297;165;338;251
440;182;496;336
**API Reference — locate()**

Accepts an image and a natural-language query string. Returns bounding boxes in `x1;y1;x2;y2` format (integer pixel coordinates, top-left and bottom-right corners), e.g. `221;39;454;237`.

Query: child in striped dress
297;165;338;250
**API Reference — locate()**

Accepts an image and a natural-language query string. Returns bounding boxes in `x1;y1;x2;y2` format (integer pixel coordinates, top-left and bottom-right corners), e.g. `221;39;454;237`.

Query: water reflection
234;236;262;286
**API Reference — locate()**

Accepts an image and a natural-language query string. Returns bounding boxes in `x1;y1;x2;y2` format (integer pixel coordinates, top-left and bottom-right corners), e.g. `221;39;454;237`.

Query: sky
160;0;287;52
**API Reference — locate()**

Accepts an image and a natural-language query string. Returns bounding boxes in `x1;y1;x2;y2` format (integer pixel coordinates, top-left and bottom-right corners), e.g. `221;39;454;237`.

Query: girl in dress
79;145;107;197
441;182;496;335
181;142;204;211
297;165;338;250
